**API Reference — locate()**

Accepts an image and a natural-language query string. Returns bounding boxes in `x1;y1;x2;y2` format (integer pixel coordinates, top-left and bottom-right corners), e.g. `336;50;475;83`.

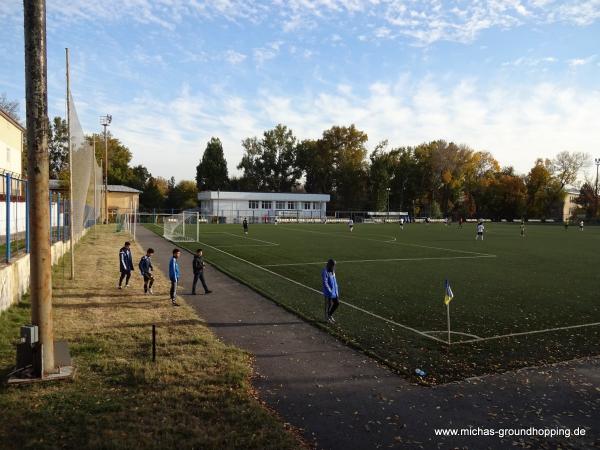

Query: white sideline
263;255;496;267
218;244;279;248
456;321;600;344
192;238;448;344
283;227;495;257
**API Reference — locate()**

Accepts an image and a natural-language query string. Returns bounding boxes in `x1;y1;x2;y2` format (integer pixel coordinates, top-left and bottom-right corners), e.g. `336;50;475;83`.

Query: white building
198;191;330;223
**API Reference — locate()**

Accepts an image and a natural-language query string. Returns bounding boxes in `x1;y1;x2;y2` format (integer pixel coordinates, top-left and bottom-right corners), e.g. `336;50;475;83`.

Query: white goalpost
163;211;199;242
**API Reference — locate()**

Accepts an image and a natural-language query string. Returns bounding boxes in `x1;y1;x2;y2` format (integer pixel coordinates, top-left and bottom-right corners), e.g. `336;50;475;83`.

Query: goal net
163;211;199;242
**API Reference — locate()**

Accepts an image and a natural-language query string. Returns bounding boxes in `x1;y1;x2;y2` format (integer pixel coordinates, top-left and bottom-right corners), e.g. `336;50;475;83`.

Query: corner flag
444;279;454;305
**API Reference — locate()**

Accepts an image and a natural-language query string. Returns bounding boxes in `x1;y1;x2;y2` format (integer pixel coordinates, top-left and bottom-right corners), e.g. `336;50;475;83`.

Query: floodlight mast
595;158;600;217
100;114;112;223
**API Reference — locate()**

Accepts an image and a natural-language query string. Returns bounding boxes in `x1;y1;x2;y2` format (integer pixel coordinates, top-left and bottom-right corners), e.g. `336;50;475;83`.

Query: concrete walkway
137;226;599;449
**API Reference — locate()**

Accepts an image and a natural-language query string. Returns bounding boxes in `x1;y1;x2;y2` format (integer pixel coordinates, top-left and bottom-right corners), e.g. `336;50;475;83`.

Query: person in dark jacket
138;248;155;294
242;218;249;235
169;248;181;306
118;242;134;289
192;249;212;295
321;258;340;323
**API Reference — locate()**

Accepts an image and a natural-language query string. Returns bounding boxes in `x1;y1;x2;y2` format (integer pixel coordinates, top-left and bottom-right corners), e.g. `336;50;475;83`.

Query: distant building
107;185;141;219
198;191;330;223
0;109;24;177
562;186;581;220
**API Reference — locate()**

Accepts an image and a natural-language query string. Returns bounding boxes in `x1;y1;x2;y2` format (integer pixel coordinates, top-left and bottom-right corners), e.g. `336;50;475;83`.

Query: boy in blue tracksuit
118;241;134;289
169;248;181;306
322;258;340;323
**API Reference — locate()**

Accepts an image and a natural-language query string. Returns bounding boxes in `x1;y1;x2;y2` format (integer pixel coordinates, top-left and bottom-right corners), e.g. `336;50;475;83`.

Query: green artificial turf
148;221;600;383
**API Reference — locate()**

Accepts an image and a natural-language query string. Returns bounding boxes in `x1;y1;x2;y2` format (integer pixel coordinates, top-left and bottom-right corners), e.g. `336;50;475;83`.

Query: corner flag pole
446;302;451;345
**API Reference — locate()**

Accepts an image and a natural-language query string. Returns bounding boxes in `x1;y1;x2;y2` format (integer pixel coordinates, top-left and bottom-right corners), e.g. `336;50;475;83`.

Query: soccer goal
163;211;199;242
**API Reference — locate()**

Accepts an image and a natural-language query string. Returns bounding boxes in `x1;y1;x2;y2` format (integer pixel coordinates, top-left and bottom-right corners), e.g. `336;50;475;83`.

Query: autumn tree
196;137;229;191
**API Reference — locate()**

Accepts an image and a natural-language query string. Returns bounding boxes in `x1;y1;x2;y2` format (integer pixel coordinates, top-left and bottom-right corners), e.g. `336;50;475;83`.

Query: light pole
594;158;600;218
386;187;391;221
100;114;112;223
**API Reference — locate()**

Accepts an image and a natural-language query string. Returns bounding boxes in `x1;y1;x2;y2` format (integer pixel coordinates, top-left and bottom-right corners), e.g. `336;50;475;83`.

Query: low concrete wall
0;228;89;314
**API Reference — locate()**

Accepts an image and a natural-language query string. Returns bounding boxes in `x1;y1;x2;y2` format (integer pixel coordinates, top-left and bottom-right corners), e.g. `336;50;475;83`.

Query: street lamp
386;187;391;220
100;114;112;223
594;158;600;218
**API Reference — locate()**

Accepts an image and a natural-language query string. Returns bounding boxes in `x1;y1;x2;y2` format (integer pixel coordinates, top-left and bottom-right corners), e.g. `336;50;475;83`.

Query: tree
140;176;168;210
575;182;595;218
238;124;301;192
128;164;151;191
166;180;198;210
296;138;335;194
48;116;68;178
91;132;133;185
525;159;563;218
551;151;590;188
0;93;20;122
196;137;229;191
320;124;369;210
368;141;395;211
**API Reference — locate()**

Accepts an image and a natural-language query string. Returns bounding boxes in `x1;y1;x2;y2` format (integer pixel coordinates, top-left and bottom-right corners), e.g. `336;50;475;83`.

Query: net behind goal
163;212;199;242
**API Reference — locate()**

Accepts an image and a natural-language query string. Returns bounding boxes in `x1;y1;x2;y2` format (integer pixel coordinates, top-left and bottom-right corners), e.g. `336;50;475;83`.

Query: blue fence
0;173;70;265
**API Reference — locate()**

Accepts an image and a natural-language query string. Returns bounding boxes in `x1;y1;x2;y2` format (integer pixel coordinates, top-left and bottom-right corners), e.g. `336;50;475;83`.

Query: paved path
137;227;600;449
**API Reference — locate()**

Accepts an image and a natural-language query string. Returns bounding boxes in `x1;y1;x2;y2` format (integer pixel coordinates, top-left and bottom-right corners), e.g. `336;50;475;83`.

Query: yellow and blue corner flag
444;279;454;305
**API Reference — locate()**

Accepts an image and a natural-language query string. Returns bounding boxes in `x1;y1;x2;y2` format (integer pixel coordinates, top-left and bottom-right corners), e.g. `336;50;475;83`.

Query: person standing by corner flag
169;248;181;306
192;249;212;295
322;259;340;323
118;241;134;289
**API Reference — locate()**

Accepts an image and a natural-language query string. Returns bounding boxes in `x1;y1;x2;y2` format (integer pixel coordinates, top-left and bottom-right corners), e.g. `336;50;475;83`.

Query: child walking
169;248;181;306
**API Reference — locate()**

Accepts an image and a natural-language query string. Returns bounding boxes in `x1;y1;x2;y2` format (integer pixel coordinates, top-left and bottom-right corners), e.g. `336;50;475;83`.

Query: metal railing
0;173;74;265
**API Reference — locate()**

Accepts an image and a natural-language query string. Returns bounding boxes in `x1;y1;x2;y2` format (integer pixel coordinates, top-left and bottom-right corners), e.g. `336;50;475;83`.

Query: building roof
0;109;25;132
107;184;142;193
198;191;330;201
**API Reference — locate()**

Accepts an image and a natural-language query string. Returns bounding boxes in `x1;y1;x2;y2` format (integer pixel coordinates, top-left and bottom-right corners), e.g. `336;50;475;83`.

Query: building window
313;202;320;210
288;201;296;210
276;201;285;209
249;200;259;209
262;200;272;209
304;202;311;210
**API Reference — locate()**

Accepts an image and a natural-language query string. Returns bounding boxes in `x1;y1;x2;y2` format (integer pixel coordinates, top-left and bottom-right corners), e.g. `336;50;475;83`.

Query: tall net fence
68;92;103;238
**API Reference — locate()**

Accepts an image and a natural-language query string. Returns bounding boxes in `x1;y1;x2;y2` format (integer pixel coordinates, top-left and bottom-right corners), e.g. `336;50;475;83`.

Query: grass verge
0;226;302;450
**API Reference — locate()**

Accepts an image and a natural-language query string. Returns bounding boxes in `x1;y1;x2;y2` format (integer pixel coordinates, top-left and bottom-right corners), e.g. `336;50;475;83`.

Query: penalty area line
263;255;496;267
192;238;447;344
282;226;494;257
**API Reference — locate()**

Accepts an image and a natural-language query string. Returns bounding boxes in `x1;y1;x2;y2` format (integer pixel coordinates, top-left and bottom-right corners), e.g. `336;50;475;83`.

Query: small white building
198;191;330;223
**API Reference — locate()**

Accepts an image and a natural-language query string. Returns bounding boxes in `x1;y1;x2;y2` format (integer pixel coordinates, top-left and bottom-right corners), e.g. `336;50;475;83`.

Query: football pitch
146;222;600;383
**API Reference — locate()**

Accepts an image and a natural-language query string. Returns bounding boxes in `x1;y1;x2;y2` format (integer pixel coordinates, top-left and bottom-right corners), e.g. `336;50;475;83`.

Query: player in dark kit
118;241;134;289
192;249;212;295
243;218;249;235
139;248;155;294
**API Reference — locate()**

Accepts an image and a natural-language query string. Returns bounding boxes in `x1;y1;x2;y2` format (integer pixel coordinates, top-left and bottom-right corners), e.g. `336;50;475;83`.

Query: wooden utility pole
24;0;55;374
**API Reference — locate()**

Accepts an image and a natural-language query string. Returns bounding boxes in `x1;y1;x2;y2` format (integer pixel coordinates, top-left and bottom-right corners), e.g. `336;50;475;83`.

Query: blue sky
1;0;600;181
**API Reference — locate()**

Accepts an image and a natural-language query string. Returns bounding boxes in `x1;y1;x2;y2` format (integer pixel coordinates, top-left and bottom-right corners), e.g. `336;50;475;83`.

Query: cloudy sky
1;0;600;181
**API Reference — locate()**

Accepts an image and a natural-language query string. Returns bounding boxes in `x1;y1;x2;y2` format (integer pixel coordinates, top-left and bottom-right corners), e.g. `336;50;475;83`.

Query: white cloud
4;0;597;45
104;76;600;181
224;50;247;65
568;55;597;67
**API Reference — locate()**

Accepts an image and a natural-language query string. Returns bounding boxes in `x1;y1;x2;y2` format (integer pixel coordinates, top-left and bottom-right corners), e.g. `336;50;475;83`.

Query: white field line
283;227;495;257
423;330;482;339
218;244;279;248
222;232;279;246
263;255;496;267
455;321;600;345
192;238;448;344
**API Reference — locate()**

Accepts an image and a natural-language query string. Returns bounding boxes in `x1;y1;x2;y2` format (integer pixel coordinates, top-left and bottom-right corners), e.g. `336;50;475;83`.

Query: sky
1;0;600;182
